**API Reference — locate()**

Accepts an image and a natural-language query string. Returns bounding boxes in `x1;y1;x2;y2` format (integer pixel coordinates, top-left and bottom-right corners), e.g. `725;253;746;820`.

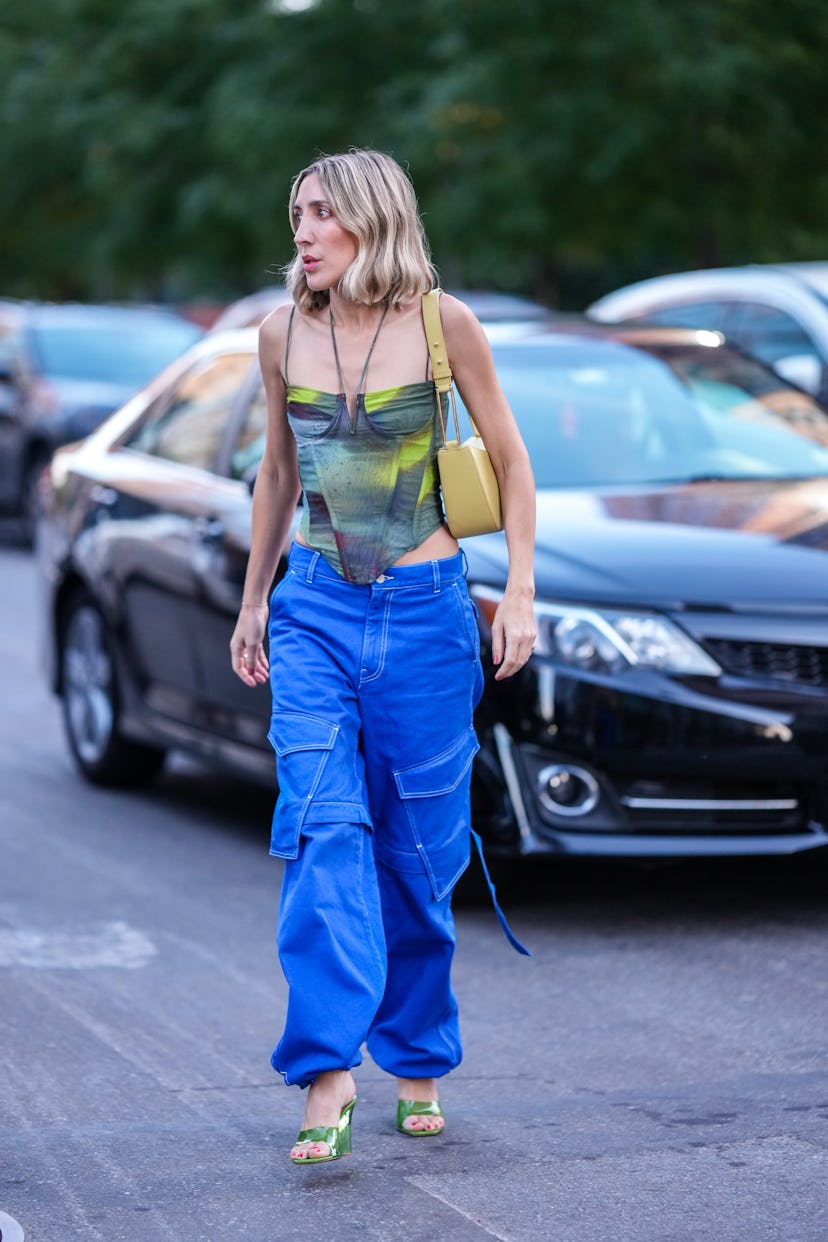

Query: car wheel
60;593;166;787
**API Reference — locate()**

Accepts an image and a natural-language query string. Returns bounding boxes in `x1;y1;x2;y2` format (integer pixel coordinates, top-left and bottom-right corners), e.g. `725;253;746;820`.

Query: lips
302;256;319;271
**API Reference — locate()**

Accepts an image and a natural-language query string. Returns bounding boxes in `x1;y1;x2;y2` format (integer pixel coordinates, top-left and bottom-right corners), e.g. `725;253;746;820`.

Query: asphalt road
1;531;827;1242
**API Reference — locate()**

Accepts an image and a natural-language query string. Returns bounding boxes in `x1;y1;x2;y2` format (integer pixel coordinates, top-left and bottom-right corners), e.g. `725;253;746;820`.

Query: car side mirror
773;353;822;395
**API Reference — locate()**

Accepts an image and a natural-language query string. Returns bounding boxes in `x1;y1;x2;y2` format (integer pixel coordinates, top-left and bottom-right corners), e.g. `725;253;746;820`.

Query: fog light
537;764;600;817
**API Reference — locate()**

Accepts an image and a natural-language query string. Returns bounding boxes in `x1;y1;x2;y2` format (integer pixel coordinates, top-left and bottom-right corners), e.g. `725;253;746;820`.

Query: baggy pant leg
359;557;485;1078
272;818;387;1088
266;554;387;1088
366;857;461;1079
266;544;484;1088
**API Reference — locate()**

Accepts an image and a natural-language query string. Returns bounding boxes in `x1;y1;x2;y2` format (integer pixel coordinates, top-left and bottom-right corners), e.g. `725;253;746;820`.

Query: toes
291;1141;330;1160
404;1116;443;1133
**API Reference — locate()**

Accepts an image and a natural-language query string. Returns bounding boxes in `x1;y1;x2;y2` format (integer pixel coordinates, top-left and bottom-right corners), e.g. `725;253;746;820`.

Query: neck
328;291;387;336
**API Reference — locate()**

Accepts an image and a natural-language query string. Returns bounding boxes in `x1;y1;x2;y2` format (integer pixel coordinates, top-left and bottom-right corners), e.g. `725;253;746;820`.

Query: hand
230;604;270;686
491;590;536;680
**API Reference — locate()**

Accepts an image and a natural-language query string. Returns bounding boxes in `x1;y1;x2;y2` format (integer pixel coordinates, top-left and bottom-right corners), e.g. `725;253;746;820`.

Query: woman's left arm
441;295;536;680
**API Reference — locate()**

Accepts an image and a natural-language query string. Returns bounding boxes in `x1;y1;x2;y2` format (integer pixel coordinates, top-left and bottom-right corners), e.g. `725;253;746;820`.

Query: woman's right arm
229;306;303;686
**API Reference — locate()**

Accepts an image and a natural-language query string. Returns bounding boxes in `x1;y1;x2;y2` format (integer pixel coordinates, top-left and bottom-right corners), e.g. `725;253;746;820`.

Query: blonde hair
284;149;436;312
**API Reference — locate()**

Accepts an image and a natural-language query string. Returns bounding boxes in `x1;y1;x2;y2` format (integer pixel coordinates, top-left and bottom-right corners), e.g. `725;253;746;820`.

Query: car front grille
617;782;807;835
519;742;817;839
703;638;828;689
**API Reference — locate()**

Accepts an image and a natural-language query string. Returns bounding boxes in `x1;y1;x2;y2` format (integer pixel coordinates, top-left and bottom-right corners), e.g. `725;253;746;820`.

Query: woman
230;149;536;1164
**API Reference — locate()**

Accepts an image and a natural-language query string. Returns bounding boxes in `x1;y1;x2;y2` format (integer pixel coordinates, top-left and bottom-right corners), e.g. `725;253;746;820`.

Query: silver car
587;262;828;402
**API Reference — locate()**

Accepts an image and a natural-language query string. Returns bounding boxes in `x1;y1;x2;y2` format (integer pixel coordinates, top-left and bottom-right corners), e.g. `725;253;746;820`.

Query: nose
294;217;313;247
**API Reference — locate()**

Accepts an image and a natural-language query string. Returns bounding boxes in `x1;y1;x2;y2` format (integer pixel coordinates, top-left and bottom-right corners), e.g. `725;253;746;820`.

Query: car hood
467;478;828;610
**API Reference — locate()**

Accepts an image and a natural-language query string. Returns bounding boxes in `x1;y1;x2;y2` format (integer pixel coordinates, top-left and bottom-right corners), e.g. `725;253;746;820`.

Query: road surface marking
0;921;156;969
407;1179;512;1240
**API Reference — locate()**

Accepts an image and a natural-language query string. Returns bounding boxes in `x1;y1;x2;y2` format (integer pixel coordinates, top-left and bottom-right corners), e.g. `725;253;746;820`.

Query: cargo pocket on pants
393;727;479;901
268;711;367;859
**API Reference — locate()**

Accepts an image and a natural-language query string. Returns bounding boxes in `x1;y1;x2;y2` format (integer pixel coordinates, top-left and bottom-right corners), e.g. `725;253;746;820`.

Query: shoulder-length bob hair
284;149;436;312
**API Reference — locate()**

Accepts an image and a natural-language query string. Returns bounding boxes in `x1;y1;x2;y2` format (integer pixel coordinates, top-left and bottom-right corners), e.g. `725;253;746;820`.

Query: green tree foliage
1;0;826;305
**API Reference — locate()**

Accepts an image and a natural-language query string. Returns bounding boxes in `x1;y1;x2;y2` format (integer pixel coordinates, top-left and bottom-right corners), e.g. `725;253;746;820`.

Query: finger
494;644;517;679
494;634;535;680
232;643;261;685
246;645;270;683
490;617;505;667
251;652;270;682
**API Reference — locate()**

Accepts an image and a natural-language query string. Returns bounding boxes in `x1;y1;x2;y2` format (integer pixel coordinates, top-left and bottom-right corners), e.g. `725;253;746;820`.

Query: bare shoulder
438;292;480;330
438;292;491;356
258;302;293;352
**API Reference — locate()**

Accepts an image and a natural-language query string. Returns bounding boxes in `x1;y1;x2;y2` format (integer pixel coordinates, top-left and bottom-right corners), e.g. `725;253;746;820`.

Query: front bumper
473;659;828;859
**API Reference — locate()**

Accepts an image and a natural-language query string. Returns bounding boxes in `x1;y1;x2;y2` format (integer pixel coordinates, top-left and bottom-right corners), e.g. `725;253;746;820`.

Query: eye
317;206;331;219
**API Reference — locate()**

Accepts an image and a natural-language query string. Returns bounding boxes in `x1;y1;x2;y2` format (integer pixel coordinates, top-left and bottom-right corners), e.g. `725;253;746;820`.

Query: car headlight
472;588;721;676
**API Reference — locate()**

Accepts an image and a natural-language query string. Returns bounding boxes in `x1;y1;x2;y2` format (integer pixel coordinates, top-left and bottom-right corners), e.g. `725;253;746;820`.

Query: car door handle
196;516;225;542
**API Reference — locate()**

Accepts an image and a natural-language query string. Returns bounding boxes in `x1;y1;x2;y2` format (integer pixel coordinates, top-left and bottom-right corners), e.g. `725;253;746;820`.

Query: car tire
59;592;166;787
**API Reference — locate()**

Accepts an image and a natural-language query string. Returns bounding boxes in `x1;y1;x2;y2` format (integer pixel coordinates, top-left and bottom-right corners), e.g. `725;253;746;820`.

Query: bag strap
422;289;462;444
422;288;453;395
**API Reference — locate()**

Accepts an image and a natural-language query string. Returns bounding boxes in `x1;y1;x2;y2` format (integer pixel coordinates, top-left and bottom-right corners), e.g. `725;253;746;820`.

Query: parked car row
0;300;203;538
208;285;555;338
37;314;828;863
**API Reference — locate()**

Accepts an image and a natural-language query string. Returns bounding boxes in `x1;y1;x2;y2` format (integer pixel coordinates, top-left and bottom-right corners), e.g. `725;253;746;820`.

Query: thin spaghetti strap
328;311;346;393
357;304;390;392
329;304;390;394
283;307;296;387
422;295;433;379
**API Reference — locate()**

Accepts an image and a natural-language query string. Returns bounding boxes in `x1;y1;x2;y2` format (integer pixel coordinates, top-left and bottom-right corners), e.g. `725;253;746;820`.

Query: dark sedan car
38;322;828;860
0;300;202;535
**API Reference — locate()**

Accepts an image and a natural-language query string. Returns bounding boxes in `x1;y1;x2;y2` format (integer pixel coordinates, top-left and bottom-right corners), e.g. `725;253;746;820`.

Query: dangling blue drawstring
471;829;532;956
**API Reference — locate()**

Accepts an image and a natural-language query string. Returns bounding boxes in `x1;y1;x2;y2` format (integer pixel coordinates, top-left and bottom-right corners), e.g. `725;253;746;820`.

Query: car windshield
473;338;828;488
32;317;202;386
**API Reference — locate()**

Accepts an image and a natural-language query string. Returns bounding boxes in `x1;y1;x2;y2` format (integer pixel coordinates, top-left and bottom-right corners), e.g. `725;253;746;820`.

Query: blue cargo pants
266;542;484;1088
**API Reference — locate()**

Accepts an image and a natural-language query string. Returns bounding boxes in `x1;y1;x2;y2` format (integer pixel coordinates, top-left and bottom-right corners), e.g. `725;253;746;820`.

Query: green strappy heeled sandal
290;1097;357;1164
396;1098;444;1137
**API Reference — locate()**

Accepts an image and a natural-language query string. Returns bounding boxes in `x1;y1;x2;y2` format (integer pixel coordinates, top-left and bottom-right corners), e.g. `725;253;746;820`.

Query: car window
726;302;821;365
624;301;735;332
124;352;253;471
30;318;202;386
229;380;268;481
476;341;828;489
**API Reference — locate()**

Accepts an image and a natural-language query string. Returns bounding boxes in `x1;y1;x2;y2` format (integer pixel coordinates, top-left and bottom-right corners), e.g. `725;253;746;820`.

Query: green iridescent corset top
286;381;447;584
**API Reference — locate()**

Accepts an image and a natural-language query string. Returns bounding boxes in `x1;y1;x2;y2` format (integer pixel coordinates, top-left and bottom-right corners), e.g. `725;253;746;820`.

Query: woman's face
292;172;358;294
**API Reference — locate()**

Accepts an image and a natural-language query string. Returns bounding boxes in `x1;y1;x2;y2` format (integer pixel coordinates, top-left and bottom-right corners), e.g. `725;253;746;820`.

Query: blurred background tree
1;0;826;307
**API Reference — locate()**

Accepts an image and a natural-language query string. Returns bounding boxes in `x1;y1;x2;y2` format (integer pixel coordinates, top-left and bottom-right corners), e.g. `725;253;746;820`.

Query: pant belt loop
431;559;440;593
460;548;469;577
306;551;320;583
